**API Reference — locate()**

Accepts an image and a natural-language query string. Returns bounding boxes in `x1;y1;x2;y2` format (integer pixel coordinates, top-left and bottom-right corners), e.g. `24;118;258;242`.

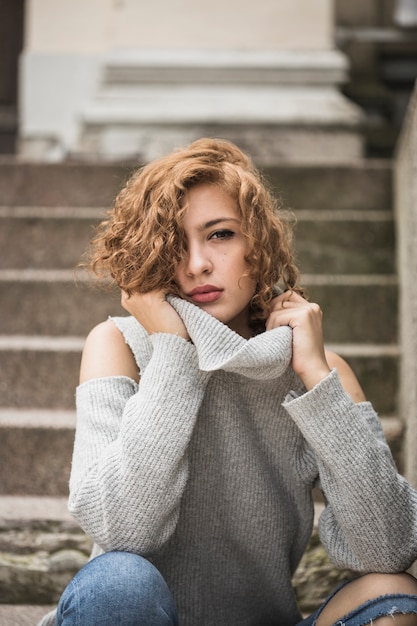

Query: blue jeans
297;579;417;626
56;552;178;625
56;551;417;625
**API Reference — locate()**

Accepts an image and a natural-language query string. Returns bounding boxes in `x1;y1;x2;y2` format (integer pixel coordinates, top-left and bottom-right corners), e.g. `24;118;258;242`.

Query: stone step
0;337;401;415
0;161;131;208
0;337;82;410
0;496;90;611
328;343;399;416
304;275;398;344
0;338;399;414
0;272;397;343
294;210;395;275
0;206;394;272
0;271;124;336
0;496;386;617
0;207;104;270
0;605;56;626
0;408;404;499
0;160;391;210
0;411;75;496
264;161;392;212
0;495;73;522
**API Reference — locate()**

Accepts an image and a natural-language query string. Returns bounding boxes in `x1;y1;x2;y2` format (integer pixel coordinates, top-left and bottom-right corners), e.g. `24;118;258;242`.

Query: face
174;183;256;338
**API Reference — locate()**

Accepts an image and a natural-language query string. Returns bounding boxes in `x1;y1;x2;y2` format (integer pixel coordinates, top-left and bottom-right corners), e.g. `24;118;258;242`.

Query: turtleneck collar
167;295;293;380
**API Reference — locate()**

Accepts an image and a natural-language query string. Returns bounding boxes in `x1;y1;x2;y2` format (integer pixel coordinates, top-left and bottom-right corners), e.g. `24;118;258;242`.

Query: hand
121;290;190;340
266;291;331;390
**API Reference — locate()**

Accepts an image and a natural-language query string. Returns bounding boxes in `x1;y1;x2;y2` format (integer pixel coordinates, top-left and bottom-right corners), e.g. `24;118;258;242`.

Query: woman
41;138;417;625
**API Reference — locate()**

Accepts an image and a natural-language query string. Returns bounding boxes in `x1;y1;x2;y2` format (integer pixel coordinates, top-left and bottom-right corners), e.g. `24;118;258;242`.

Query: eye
209;229;235;240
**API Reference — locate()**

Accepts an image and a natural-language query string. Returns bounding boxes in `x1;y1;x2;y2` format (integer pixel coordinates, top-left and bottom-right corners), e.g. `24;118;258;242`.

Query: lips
187;284;223;304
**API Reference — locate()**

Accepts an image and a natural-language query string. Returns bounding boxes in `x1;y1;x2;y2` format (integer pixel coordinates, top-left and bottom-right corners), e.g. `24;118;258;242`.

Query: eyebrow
199;217;240;230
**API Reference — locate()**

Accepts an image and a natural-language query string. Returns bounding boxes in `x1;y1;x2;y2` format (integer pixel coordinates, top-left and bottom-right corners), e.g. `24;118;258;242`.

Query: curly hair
84;138;303;325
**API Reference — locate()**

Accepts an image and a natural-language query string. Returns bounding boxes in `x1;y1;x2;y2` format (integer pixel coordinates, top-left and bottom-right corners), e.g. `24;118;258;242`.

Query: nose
184;241;213;277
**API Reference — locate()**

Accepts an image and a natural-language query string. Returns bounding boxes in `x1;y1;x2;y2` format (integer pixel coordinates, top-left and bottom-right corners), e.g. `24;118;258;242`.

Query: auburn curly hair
84;137;303;326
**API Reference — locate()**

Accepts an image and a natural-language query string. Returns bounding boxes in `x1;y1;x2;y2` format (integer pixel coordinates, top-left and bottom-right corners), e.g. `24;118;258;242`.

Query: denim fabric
297;579;417;626
56;551;178;626
56;552;417;626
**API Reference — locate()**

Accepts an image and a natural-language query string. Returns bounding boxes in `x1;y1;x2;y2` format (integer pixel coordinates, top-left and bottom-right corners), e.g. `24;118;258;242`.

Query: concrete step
0;205;394;273
0;337;82;409
0;337;399;413
0;411;75;496
264;161;392;212
0;272;396;342
0;271;124;336
294;209;395;274
0;495;73;522
328;343;400;416
0;160;391;211
0;496;90;610
304;275;398;344
0;605;56;626
0;161;132;208
0;408;404;499
0;495;390;617
0;207;104;270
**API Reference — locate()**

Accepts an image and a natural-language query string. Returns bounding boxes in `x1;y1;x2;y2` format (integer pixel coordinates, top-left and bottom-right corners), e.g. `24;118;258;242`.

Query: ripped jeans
298;579;417;626
56;551;417;626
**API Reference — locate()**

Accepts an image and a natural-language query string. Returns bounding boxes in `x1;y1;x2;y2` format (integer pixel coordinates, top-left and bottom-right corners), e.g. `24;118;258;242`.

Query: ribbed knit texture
39;297;417;626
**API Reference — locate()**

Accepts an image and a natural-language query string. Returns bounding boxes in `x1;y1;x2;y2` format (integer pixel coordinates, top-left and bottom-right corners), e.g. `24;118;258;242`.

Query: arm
69;295;209;556
284;370;417;572
268;292;417;572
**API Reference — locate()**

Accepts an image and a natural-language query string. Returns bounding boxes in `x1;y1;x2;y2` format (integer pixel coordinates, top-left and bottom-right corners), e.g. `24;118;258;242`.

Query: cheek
173;264;185;288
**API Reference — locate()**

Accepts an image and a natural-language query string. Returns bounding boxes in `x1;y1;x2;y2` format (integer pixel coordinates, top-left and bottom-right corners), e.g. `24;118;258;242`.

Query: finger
270;291;307;312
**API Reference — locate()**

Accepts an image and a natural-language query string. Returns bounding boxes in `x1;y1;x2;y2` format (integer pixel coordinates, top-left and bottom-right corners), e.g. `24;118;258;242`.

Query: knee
58;551;177;624
359;572;417;596
316;573;417;626
82;551;171;602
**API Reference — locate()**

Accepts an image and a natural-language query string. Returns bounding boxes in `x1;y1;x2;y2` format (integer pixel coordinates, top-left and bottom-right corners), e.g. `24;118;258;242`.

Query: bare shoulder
79;319;139;384
325;350;367;403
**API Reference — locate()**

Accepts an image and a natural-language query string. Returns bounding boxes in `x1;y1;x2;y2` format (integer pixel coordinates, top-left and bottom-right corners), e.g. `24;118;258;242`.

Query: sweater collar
167;296;292;380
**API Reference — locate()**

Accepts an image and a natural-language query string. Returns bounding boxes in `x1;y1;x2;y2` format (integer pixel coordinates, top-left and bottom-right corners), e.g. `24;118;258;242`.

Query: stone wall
394;81;417;492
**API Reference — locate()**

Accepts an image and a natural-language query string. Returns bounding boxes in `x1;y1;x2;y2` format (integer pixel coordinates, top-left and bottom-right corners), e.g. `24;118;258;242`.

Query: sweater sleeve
283;368;417;573
68;333;209;556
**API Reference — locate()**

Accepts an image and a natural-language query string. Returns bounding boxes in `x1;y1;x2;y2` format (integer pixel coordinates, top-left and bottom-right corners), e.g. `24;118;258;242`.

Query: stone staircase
0;158;401;623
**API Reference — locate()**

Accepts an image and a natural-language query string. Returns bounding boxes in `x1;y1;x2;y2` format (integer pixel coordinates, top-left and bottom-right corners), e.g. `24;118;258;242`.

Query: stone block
0;604;57;625
265;162;392;212
294;216;395;275
0;411;75;496
0;208;104;270
0;277;123;336
305;280;398;344
335;350;399;415
0;342;81;409
0;162;131;207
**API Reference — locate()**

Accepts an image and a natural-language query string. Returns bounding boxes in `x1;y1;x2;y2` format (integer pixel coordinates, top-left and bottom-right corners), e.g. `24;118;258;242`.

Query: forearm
69;333;209;555
284;369;417;571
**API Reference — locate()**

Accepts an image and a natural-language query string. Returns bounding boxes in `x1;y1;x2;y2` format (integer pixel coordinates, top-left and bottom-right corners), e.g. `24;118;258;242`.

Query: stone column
394;81;417;490
394;0;417;27
20;0;364;162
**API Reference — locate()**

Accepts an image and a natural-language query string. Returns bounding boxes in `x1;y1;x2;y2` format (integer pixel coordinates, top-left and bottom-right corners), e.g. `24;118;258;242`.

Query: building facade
17;0;364;163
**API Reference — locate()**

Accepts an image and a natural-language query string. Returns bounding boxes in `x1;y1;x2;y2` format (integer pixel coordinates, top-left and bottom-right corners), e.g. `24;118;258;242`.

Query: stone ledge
0;497;72;521
103;48;351;86
0;605;56;626
0;503;353;614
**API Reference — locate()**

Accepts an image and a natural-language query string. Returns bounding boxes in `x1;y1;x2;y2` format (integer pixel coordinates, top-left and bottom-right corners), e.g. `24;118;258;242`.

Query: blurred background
0;0;416;162
0;1;417;623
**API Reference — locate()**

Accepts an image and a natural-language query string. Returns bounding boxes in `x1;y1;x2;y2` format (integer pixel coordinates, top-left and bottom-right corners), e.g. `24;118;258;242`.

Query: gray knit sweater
39;297;417;626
